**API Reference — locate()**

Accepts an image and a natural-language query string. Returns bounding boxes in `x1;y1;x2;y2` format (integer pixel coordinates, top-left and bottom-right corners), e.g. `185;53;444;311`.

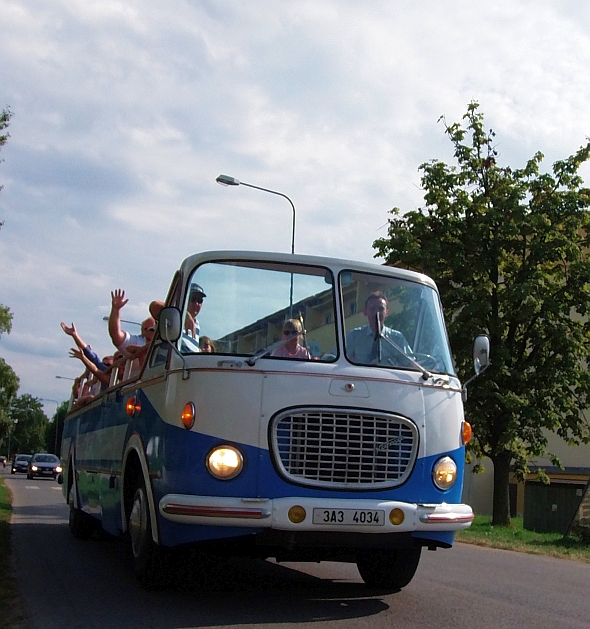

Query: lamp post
216;174;296;314
55;375;76;382
215;175;296;255
102;316;141;327
40;399;61;455
6;419;17;461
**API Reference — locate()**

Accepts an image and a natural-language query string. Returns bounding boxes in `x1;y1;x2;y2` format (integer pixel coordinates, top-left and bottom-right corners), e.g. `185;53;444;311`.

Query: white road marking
25;486;40;489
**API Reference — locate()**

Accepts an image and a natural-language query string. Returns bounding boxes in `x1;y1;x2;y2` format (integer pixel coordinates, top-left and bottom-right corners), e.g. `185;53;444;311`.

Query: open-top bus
61;250;489;589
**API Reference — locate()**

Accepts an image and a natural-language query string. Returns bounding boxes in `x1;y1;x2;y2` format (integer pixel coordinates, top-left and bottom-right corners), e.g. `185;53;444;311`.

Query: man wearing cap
181;284;206;352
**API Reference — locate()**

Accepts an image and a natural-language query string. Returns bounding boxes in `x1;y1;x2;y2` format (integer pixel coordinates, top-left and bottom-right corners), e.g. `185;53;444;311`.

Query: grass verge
0;476;24;629
456;515;590;563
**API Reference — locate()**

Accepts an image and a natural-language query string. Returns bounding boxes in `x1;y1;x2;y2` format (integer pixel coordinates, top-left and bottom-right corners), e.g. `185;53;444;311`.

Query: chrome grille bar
271;408;418;490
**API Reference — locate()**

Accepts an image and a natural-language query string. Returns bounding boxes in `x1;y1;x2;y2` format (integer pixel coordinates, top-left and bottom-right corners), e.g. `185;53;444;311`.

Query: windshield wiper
371;312;432;381
377;334;433;381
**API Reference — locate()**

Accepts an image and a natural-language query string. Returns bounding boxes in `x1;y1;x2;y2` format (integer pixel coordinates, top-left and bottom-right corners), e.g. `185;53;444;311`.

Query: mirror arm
461;362;490;402
163;320;190;380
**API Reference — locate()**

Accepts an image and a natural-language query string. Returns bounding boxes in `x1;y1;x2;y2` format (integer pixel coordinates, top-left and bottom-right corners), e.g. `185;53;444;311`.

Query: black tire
26;473;32;480
68;485;93;540
128;473;165;588
356;547;421;591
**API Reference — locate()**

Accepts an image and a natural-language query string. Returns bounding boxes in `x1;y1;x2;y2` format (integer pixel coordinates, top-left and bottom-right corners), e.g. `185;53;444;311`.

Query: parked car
27;453;62;479
11;454;32;474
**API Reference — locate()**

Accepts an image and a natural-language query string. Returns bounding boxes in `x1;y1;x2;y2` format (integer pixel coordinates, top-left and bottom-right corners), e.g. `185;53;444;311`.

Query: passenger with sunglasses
271;319;311;359
181;284;206;353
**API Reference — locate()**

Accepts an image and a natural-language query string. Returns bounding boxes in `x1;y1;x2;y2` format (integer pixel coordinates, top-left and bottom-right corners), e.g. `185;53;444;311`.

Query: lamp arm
240;182;296;254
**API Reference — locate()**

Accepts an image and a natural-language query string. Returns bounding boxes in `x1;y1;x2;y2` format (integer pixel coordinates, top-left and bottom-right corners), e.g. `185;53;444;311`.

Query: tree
9;394;48;455
0;108;13;336
0;358;19;455
374;102;590;526
45;400;68;456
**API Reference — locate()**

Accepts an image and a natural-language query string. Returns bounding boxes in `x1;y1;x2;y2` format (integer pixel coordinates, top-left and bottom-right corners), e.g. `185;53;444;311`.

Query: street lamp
215;175;296;255
55;375;76;381
102;316;141;327
6;419;17;461
216;174;297;314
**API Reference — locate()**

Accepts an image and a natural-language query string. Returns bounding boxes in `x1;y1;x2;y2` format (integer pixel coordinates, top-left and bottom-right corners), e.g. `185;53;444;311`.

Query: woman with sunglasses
272;319;311;359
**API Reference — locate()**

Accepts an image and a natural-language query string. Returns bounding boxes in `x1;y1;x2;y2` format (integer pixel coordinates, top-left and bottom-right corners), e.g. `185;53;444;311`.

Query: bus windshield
181;259;338;360
341;270;455;375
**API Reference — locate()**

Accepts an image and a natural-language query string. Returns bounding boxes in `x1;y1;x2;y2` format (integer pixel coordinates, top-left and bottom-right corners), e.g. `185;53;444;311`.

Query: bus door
97;381;134;534
75;402;103;517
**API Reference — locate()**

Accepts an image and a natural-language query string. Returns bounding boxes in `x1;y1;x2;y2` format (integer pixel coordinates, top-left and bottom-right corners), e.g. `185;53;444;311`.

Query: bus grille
270;408;418;490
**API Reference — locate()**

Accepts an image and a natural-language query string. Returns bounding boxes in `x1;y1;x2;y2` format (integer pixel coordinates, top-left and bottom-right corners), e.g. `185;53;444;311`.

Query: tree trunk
491;451;511;526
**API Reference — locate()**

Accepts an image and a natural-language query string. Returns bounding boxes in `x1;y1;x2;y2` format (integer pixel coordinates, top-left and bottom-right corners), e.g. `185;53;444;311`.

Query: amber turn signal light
462;421;473;445
181;402;195;429
288;505;306;523
126;396;141;417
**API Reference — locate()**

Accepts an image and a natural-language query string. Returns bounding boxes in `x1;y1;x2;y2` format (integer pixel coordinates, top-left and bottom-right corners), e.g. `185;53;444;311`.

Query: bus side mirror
158;307;182;343
473;335;490;374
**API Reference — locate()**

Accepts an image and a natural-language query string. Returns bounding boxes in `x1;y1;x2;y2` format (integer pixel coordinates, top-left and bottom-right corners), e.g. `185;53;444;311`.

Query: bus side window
149;342;170;368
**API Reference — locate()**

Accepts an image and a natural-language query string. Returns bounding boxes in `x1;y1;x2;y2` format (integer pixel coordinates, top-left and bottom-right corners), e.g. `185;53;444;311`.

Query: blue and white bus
61;251;488;589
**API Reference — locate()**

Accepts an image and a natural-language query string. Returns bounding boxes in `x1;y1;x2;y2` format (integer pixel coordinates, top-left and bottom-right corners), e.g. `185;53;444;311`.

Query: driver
345;292;413;365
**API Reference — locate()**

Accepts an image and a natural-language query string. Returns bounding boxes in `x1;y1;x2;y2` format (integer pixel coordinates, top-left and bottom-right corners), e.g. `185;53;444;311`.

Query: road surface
4;467;590;629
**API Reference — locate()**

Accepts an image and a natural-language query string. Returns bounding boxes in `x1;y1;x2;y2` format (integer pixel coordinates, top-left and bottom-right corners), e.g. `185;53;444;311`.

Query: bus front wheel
356;547;421;591
128;474;164;588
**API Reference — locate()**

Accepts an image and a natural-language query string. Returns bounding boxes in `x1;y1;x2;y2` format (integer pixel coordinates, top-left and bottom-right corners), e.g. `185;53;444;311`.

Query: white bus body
61;251;483;590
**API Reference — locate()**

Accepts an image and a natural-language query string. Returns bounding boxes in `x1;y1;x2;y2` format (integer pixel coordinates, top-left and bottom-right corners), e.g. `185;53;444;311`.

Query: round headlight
432;456;457;490
206;445;244;480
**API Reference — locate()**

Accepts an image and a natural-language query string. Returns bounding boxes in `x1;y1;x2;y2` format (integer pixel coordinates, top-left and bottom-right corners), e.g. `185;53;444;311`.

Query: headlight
432;456;457;490
56;466;63;473
31;465;38;471
206;445;243;480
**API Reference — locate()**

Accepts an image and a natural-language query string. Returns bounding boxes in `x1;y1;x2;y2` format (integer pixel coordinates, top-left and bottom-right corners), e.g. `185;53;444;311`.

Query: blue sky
2;0;590;414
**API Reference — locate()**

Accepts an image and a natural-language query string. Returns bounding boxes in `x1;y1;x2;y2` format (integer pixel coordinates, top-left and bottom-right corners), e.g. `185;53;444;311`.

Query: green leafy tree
10;395;48;455
0;108;13;336
374;102;590;526
0;358;19;455
45;400;68;456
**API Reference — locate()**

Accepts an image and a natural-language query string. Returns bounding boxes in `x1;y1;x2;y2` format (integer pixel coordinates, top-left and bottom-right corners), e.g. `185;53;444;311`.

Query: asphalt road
4;467;590;629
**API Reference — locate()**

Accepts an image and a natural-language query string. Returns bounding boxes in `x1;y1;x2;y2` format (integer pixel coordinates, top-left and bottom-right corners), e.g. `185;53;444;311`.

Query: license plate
312;508;385;526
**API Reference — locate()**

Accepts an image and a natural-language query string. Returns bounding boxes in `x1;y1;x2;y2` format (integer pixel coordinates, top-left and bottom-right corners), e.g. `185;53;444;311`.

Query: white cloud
2;0;590;402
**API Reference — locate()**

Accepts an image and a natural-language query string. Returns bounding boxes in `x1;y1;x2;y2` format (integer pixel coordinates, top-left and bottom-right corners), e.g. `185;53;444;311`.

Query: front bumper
159;495;473;533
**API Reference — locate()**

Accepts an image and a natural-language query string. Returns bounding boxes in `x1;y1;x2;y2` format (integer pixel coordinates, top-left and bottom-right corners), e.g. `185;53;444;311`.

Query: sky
2;0;590;415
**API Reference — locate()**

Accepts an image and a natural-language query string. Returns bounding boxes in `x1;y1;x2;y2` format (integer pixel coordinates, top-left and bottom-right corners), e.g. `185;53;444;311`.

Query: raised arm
69;348;110;386
60;322;86;351
108;289;129;348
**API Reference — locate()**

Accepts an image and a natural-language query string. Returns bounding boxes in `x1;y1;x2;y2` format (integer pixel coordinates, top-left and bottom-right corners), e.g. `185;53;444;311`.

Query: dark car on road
27;453;62;479
11;454;32;474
